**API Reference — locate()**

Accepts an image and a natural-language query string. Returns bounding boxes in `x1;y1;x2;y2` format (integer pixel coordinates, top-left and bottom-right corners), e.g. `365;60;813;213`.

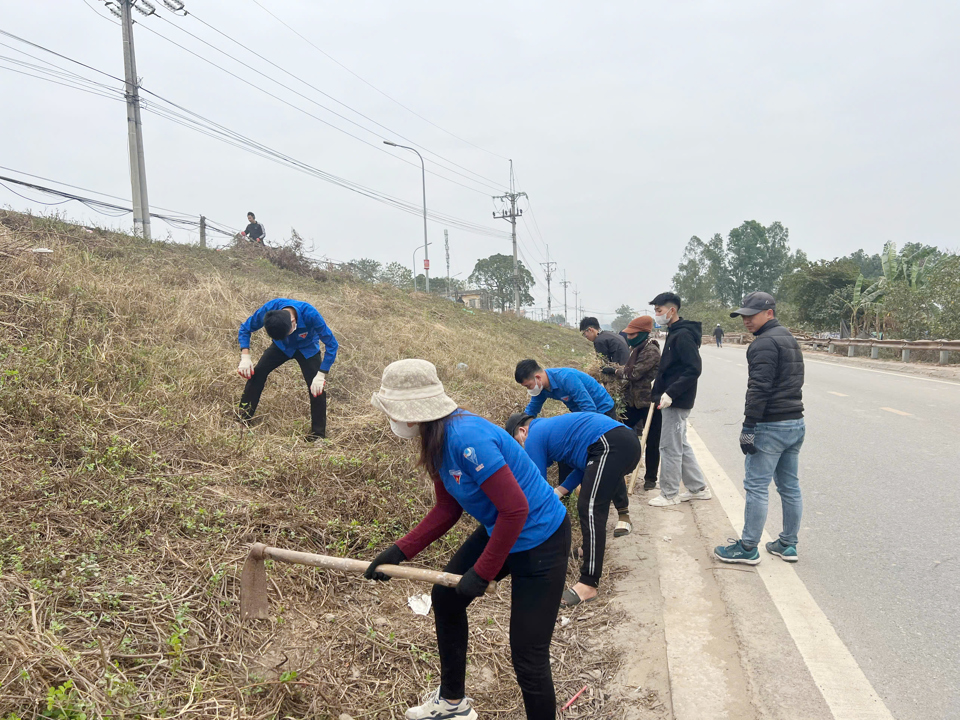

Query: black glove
364;544;406;581
601;366;616;376
455;567;490;598
739;424;757;455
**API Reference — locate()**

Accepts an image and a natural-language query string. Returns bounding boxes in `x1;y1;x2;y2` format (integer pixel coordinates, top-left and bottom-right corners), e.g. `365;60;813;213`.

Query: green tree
468;254;535;311
725;220;792;302
672;236;712;305
611;304;637;333
380;261;413;288
346;258;383;283
925;254;960;339
779;258;860;329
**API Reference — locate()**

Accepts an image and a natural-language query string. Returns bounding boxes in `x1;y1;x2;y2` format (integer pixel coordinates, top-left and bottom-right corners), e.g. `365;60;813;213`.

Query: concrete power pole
118;0;152;239
444;229;450;299
492;161;527;312
199;215;206;248
560;270;570;327
572;286;580;326
540;245;556;323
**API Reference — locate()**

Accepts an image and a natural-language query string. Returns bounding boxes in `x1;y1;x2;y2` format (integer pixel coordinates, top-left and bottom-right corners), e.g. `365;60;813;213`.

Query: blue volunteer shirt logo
463;447;484;472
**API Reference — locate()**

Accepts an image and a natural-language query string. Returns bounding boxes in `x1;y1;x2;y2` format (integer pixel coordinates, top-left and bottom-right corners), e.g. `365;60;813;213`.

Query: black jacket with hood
744;319;804;424
652;319;702;410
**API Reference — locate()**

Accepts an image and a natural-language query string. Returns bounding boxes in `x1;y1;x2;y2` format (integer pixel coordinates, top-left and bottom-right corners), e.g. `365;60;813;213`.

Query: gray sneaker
679;487;713;502
405;687;478;720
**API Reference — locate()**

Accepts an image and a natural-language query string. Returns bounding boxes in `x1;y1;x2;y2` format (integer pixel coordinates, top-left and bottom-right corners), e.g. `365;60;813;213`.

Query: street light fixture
413;242;433;292
384;140;429;292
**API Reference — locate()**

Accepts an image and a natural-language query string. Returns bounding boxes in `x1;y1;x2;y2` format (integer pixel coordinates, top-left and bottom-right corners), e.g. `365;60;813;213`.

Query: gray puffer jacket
744;319;804;424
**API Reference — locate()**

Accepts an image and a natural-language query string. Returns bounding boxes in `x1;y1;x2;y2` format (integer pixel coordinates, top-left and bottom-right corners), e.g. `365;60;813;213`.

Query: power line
247;0;509;161
173;10;507;192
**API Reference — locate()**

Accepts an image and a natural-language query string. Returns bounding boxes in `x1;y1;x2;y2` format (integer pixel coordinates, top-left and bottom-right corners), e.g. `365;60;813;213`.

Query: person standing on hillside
241;212;265;244
579;316;630;365
514;360;616;419
236;298;338;442
602;315;662;490
715;292;805;565
366;359;569;720
713;324;725;348
647;292;712;507
505;412;639;606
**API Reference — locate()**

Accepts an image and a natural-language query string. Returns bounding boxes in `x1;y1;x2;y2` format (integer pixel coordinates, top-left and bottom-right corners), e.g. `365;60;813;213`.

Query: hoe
240;542;497;620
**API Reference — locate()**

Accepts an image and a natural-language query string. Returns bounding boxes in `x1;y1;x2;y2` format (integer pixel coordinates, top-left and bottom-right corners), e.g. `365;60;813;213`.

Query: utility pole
572;286;580;326
199;215;206;248
560;270;570;327
444;229;450;299
116;0;153;239
492;160;527;312
540;245;556;323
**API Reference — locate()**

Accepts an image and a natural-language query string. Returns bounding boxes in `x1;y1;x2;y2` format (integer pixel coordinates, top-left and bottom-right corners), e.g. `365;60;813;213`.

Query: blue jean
742;419;805;549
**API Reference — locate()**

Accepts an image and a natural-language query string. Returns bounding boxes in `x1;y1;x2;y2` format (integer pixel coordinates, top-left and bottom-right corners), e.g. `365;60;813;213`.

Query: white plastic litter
544;344;550;349
456;363;468;371
560;616;571;627
31;248;54;254
407;593;432;616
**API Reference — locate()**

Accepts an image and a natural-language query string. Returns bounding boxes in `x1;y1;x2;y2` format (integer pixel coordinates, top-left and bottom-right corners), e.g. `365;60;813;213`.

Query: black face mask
627;332;649;347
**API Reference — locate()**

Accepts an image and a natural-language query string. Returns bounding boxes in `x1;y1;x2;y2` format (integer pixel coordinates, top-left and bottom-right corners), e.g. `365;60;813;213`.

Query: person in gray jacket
715;292;805;565
580;317;630;366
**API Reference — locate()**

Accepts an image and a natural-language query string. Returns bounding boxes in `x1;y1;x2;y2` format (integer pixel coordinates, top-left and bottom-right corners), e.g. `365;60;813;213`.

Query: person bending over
579;316;629;365
236;297;338;442
367;359;569;720
506;412;639;606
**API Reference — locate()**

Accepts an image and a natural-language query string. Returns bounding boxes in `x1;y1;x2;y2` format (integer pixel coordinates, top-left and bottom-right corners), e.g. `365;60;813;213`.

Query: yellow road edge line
687;424;896;720
879;407;912;416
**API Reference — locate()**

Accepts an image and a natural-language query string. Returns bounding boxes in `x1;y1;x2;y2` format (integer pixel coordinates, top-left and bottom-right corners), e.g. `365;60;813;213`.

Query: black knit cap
505;413;532;438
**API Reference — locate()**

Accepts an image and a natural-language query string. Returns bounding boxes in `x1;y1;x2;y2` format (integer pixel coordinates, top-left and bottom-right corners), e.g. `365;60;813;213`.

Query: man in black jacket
648;292;712;507
715;292;805;565
713;324;724;348
580;317;630;365
242;212;265;244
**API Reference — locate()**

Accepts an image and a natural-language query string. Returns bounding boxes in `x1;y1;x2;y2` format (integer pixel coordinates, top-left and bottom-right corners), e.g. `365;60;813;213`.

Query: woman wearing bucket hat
367;359;571;720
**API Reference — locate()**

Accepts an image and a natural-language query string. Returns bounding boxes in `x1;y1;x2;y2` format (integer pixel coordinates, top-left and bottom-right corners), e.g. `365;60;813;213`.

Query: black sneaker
643;479;658;490
305;433;325;443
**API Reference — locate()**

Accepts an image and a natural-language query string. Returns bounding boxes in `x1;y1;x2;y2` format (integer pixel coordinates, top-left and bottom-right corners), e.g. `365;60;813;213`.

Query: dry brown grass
0;211;623;719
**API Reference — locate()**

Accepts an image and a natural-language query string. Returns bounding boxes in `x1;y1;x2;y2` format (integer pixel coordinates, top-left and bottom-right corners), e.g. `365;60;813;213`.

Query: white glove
658;392;673;410
310;371;326;397
238;354;254;379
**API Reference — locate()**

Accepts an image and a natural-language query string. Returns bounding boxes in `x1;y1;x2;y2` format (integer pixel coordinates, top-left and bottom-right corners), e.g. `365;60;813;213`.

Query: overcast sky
2;0;958;319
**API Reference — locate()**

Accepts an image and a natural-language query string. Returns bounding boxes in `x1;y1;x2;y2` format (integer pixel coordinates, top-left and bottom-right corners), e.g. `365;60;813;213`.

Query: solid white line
805;358;960;388
828;391;848;397
687;425;895;720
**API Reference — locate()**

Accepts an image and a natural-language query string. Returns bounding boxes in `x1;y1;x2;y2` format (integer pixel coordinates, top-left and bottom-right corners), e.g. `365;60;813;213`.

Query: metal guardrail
816;337;960;365
703;333;750;345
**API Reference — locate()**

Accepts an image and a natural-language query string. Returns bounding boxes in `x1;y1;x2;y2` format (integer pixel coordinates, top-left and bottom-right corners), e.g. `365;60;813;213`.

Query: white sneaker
648;494;681;507
679;487;713;502
405;687;478;720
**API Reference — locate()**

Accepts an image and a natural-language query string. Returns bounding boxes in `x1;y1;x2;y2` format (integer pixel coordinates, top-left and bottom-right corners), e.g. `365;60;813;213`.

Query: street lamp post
412;242;433;292
384;141;429;292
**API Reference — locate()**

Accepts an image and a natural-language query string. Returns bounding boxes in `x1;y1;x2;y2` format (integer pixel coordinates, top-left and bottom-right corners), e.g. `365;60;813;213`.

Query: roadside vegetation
0;211;620;719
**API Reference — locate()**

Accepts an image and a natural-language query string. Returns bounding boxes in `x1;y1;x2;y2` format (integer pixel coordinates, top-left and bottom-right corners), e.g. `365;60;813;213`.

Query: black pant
238;344;327;437
624;404;662;481
434;516;571;720
578;426;640;587
557;407;630;512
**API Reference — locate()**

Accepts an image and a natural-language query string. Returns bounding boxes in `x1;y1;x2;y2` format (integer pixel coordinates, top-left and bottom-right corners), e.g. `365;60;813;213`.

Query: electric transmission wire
135;17;503;197
0;30;509;241
169;9;507;192
247;0;509;161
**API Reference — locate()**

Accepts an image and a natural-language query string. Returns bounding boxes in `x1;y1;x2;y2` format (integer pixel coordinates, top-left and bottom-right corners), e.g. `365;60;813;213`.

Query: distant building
458;288;494;310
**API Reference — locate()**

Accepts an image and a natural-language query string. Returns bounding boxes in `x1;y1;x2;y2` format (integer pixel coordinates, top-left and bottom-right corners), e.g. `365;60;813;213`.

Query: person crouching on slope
366;359;570;720
514;359;617;419
506;412;639;607
236;298;338;442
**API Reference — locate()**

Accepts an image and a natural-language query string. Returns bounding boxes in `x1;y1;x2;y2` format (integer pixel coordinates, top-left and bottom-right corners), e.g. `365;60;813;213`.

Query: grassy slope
0;212;610;719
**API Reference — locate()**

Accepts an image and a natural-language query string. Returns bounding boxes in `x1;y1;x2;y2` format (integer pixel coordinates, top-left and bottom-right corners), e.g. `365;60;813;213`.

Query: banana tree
841;273;885;335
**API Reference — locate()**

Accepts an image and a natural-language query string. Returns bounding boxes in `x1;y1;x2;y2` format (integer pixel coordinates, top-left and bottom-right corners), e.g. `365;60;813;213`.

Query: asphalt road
689;343;960;720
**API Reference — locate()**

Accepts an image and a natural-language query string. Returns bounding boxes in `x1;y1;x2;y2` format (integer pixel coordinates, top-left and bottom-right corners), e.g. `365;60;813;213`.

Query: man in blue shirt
514;359;616;419
237;298;338;442
506;412;640;606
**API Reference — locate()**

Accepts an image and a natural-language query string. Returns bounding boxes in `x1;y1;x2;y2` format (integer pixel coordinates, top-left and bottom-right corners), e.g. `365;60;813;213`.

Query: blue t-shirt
524;367;614;417
524;413;622;493
238;298;339;371
438;410;566;552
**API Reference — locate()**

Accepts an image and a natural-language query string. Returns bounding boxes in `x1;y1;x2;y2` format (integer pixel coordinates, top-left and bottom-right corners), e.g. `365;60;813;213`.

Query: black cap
730;291;776;318
505;413;532;438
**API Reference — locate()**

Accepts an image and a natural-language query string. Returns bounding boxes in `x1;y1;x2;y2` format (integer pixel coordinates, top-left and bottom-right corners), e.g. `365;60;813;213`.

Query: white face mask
654;313;670;326
389;418;420;439
526;380;543;397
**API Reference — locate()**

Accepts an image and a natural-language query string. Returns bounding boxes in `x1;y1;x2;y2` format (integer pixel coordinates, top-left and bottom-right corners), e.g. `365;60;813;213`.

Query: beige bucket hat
371;359;458;423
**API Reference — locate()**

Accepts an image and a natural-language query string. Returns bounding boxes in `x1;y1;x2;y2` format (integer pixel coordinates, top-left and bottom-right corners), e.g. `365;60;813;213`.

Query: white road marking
828;391;848;397
805;358;960;388
736;363;745;367
687;425;896;720
880;406;912;417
